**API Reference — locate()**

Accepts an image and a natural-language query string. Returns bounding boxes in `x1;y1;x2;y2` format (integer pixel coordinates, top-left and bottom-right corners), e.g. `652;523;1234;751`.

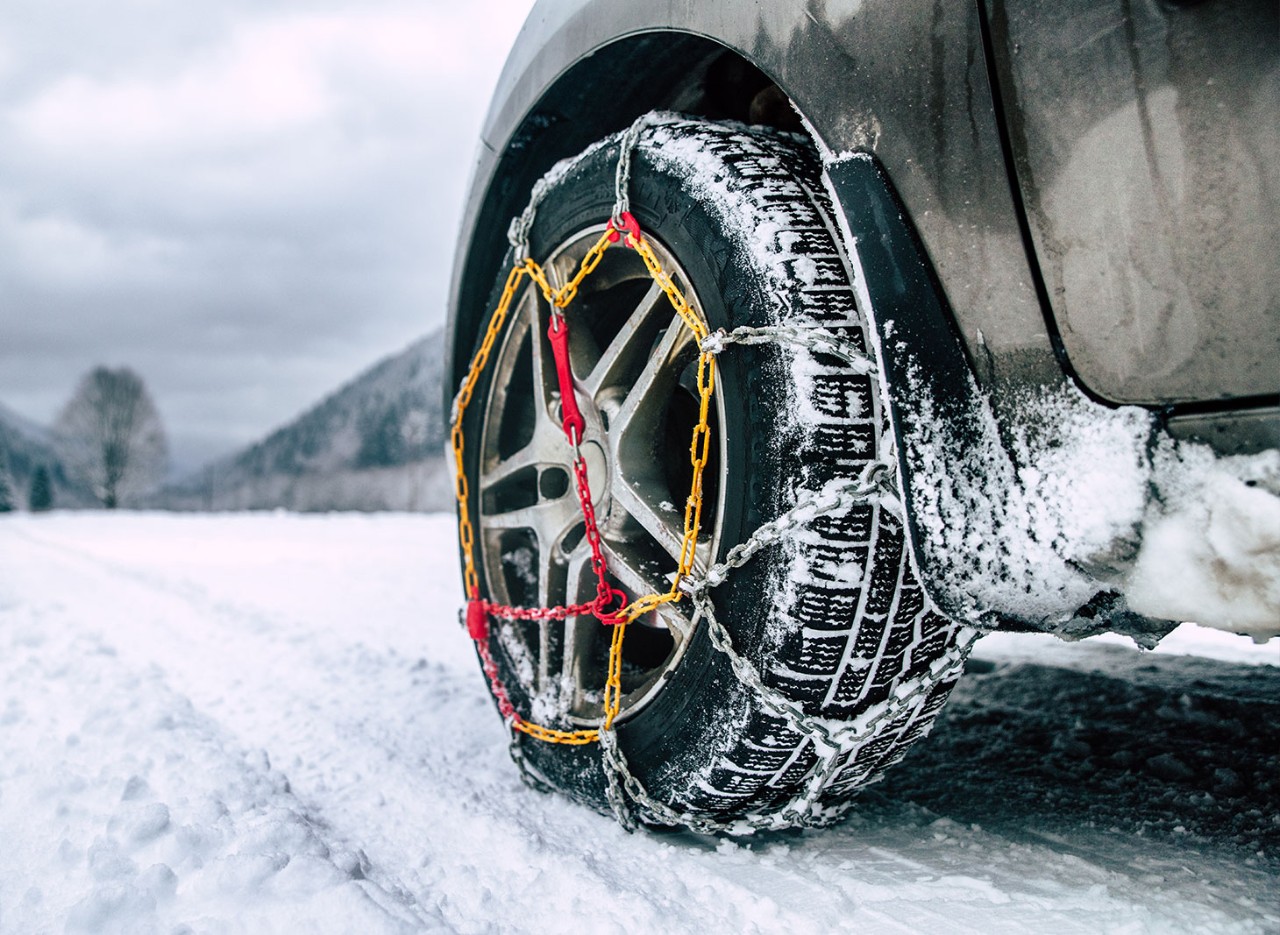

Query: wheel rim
478;226;726;725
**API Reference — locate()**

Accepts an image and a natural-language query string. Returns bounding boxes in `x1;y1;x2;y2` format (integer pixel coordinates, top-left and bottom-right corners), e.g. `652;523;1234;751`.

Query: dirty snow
1;512;1277;933
895;372;1280;636
897;378;1150;624
1128;445;1280;636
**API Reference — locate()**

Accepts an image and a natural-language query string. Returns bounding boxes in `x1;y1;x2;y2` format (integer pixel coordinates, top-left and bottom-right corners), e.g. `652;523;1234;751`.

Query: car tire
457;117;972;829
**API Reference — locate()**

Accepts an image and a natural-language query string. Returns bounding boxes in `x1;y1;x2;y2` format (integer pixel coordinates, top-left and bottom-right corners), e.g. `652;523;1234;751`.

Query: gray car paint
988;0;1278;405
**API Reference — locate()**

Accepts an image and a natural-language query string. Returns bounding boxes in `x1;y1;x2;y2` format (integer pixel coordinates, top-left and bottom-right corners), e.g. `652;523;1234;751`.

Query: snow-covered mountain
0;401;96;509
159;332;453;513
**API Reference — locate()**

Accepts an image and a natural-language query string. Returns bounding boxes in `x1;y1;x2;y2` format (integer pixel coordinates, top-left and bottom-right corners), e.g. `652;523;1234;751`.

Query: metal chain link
508;733;555;795
600;607;981;834
612;113;671;225
508;112;677;262
701;325;877;376
508;172;555;264
694;463;896;592
596;455;980;832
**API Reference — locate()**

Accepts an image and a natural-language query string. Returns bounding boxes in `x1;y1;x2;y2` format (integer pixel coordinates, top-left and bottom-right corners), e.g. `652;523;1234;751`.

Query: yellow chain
555;230;614;308
452;263;531;599
516;722;600;745
453;226;717;741
613;235;716;621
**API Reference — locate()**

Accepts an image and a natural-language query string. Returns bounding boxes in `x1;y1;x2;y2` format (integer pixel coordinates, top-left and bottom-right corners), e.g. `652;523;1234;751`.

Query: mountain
0;402;98;509
158;332;453;513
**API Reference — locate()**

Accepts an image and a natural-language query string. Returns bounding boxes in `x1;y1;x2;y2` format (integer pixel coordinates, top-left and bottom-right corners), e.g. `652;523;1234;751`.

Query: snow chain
451;113;979;833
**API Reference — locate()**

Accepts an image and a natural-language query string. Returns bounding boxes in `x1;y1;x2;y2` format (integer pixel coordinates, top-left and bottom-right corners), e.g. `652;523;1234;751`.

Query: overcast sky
0;0;535;473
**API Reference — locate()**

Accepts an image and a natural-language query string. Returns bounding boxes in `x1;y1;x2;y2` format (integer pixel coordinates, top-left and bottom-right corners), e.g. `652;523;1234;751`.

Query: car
444;0;1279;832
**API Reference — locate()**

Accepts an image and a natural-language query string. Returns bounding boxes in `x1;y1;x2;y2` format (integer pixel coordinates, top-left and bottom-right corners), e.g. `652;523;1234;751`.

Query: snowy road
1;513;1276;933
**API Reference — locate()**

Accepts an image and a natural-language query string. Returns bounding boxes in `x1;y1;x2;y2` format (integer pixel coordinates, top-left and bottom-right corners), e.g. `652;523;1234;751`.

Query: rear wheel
458;118;972;829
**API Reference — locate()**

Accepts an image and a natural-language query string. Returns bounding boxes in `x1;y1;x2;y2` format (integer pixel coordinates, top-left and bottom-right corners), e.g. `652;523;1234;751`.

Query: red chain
546;315;585;446
571;453;627;625
471;607;518;721
469;308;627;631
548;309;627;625
484;600;598;622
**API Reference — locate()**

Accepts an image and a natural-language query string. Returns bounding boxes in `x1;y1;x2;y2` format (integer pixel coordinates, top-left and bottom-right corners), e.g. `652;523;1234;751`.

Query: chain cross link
701;325;877;376
600;609;980;834
691;463;895;593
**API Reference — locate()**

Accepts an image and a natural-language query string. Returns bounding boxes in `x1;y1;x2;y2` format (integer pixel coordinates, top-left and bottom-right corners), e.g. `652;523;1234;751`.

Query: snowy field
1;512;1276;934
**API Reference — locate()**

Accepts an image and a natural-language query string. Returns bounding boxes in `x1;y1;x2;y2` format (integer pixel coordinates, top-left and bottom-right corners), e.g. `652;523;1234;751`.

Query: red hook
466;588;489;641
606;211;642;246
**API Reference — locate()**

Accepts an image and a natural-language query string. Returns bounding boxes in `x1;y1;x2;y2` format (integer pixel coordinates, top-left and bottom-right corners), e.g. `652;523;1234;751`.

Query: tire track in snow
2;514;1274;933
0;573;436;931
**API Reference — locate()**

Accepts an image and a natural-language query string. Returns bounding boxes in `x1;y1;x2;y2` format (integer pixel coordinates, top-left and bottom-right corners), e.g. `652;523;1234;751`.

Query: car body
448;0;1278;637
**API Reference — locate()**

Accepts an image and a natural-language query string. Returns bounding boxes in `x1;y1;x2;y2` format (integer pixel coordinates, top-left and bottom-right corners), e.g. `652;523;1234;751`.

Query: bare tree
56;366;168;508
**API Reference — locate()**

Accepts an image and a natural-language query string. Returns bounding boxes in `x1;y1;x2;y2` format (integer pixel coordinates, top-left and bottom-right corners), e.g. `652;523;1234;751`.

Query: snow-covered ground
1;512;1276;934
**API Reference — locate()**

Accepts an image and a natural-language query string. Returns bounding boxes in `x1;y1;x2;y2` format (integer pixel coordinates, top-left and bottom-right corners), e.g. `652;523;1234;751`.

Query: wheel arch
447;30;795;399
447;1;1066;396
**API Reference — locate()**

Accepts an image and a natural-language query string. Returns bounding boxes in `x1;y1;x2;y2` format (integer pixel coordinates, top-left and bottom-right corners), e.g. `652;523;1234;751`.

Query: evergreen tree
28;464;53;512
356;406;406;468
0;454;15;513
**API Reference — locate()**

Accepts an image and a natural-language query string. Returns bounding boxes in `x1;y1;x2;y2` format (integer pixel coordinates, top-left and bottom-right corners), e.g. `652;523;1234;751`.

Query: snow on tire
458;117;972;830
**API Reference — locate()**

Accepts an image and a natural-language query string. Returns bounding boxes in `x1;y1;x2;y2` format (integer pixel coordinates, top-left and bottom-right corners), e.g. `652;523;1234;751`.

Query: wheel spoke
536;533;557;609
610;320;686;442
610;478;686;564
523;294;561;436
604;319;694;565
600;538;668;605
558;549;597;694
582;280;666;398
480;495;581;558
534;561;567;698
481;443;550;493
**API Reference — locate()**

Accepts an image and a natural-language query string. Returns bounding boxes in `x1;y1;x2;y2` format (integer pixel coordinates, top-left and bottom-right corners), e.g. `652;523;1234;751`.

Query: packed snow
1;512;1276;933
895;371;1280;636
1128;444;1280;636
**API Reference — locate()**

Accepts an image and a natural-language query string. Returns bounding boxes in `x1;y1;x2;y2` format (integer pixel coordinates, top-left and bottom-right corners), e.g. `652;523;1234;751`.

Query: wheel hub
477;225;725;724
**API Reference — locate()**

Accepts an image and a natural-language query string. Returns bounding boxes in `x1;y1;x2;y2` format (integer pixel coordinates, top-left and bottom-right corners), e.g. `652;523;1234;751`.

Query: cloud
13;10;486;157
0;0;534;472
